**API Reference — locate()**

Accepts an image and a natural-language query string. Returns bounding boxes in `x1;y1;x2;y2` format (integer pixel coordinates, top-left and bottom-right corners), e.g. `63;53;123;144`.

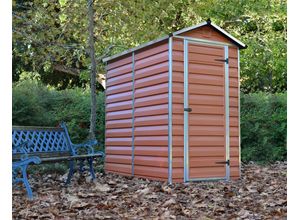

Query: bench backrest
12;123;73;155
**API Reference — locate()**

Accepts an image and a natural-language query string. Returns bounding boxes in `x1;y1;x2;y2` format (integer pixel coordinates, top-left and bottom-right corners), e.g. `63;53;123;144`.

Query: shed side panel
133;41;169;180
105;54;133;175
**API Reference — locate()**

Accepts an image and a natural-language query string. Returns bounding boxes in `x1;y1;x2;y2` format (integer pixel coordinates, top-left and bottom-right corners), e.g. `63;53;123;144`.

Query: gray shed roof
103;20;246;63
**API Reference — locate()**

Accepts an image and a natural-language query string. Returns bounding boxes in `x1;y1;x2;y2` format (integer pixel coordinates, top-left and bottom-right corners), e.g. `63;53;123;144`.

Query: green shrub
241;92;287;162
12;79;105;146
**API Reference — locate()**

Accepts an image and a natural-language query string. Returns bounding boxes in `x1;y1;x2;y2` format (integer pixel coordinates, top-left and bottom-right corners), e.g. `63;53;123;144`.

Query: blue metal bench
12;122;105;199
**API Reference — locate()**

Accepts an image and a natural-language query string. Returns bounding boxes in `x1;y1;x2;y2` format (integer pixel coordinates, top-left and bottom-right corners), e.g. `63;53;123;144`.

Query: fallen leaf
108;180;116;185
163;198;176;207
137;187;150;195
162;185;172;194
94;184;111;192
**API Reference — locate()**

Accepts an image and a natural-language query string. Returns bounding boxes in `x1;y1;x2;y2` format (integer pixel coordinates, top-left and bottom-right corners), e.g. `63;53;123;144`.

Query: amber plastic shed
102;20;246;183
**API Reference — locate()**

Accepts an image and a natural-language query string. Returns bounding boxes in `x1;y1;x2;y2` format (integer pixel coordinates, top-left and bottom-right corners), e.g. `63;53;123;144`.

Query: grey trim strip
189;177;227;182
224;46;230;181
104;62;108;156
183;39;189;182
210;23;246;48
102;22;246;63
131;52;135;176
238;49;241;178
172;21;207;36
168;37;173;184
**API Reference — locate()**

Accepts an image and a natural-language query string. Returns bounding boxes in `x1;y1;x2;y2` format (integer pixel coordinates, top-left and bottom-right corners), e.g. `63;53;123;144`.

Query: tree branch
52;64;80;76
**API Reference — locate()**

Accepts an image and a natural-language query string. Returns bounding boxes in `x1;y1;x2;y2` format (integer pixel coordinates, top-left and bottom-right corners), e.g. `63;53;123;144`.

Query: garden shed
102;20;246;183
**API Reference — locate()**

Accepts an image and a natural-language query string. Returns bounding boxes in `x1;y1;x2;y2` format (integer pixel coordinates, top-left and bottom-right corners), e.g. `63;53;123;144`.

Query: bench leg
13;157;40;200
13;165;34;200
66;160;75;185
87;157;96;180
21;165;34;200
79;159;84;174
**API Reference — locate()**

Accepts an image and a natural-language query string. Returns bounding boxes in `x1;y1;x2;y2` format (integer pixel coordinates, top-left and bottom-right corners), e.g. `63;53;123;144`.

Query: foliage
192;0;287;93
241;92;287;162
12;78;105;145
13;0;286;93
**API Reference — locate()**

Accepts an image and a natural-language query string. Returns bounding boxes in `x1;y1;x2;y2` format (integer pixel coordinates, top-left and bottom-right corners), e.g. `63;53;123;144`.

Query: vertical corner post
224;46;230;181
131;52;135;176
237;49;241;178
104;62;108;158
168;37;173;184
183;39;189;182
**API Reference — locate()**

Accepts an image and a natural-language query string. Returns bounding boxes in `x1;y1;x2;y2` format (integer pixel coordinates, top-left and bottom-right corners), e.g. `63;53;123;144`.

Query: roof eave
172;21;207;36
209;23;247;49
102;35;169;63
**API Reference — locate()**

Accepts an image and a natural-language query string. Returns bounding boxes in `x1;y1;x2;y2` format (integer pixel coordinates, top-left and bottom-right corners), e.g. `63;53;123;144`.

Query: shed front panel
228;47;240;179
172;26;240;182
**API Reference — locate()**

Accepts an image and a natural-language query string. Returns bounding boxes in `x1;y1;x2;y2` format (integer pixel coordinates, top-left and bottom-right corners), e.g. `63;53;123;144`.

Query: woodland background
12;0;287;162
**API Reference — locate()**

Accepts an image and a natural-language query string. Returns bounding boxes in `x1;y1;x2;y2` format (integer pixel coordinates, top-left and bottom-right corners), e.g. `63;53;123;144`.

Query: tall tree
87;0;96;139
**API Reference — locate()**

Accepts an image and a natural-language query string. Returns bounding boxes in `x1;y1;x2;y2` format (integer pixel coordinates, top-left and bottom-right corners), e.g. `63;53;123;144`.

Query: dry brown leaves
12;162;287;219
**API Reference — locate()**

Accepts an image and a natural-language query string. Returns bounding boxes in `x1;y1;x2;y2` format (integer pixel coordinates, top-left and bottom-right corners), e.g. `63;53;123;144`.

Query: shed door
183;39;230;182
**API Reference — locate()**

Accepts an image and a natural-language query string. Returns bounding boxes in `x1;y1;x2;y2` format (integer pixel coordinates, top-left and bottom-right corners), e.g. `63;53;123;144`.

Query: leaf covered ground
12;162;287;219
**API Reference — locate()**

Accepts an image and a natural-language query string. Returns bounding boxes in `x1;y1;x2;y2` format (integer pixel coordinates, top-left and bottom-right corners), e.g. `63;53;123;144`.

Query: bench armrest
71;139;98;155
13;156;41;168
13;142;31;160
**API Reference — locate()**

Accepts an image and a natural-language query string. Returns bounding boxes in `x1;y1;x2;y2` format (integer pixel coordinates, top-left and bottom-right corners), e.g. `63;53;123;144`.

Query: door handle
215;58;229;64
184;107;192;112
215;160;230;165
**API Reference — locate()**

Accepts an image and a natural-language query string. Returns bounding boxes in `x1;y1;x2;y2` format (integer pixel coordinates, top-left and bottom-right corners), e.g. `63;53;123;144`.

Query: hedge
12;79;286;162
12;79;105;146
240;92;287;162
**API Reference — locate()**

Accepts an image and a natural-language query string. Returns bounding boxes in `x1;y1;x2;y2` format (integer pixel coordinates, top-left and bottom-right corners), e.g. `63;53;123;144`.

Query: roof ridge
103;21;246;63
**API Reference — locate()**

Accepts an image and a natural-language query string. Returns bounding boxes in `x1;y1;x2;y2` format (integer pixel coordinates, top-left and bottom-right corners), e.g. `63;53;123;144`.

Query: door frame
180;37;231;182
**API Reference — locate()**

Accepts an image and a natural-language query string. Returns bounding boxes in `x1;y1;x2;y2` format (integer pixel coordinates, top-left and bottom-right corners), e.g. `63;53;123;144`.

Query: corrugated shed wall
105;54;133;175
228;47;240;179
133;41;169;180
105;41;170;181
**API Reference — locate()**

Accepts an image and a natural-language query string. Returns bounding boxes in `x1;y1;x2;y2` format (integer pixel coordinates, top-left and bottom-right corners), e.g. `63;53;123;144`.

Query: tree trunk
88;0;96;139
